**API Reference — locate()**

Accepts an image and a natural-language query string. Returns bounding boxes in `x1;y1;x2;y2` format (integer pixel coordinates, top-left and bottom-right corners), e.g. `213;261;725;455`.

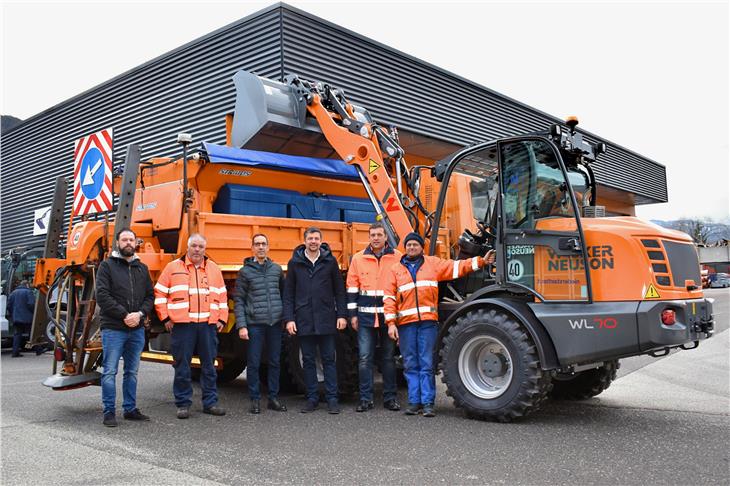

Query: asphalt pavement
2;288;728;485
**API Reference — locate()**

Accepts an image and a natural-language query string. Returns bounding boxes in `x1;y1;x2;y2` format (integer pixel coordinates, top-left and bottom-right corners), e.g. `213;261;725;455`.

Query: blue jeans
358;321;397;403
171;323;218;409
299;334;338;403
398;320;438;405
12;322;29;356
101;327;145;414
247;324;282;400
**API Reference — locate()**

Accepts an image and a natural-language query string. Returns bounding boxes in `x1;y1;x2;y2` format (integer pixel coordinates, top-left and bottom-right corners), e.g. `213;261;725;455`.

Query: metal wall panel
279;8;667;204
1;9;283;250
1;4;667;251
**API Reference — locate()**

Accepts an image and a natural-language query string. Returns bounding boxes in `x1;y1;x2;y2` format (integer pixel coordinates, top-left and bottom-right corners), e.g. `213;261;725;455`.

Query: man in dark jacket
6;280;36;357
96;228;154;427
234;233;287;414
283;227;347;414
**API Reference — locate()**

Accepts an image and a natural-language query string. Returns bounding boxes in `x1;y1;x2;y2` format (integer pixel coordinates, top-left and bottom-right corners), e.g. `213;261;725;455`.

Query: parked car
709;273;730;288
701;269;710;288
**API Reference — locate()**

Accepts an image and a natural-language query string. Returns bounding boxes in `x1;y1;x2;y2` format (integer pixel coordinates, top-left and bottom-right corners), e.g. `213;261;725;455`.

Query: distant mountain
1;115;23;134
652;219;730;245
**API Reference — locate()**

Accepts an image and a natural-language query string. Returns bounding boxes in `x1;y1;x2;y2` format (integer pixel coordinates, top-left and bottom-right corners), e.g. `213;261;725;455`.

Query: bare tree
677;219;712;245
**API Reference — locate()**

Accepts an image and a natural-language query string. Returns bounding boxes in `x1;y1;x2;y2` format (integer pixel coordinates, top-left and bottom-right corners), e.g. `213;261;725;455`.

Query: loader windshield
501;140;577;230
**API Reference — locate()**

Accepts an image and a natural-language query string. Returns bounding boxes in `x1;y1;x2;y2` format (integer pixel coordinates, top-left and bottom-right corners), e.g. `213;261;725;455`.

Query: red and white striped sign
73;128;113;216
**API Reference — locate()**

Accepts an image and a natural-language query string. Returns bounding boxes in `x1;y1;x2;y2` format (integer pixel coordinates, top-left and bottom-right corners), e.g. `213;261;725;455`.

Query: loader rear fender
438;296;559;371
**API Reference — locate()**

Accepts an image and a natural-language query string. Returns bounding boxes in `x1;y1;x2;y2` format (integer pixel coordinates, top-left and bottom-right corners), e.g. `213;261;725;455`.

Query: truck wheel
440;308;552;422
215;358;247;384
285;332;358;397
550;360;619;400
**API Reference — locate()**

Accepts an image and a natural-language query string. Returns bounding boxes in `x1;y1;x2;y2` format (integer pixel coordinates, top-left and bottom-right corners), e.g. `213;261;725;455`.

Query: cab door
496;137;592;302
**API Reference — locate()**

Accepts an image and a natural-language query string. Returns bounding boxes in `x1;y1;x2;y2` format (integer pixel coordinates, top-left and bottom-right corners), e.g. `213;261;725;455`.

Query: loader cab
431;136;593;303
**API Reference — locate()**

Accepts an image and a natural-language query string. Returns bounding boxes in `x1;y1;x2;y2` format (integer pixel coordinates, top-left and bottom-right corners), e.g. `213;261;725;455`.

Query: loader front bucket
230;69;370;159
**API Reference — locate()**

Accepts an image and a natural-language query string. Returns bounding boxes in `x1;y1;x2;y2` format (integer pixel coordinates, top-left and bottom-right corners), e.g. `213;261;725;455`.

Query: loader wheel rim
458;335;513;399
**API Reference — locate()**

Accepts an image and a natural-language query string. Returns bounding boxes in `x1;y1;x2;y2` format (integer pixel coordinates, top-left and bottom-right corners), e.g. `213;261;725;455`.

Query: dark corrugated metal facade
1;3;666;250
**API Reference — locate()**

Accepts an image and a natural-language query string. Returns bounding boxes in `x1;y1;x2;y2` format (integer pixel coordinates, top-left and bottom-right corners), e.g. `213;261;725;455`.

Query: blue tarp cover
202;142;359;181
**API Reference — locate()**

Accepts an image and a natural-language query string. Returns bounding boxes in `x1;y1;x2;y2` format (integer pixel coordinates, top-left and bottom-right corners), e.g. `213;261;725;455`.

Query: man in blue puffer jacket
234;233;288;414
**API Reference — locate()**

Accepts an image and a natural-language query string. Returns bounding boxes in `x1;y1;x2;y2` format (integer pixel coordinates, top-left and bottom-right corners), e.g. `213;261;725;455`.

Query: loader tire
440;308;552;422
550;360;619;400
285;331;358;398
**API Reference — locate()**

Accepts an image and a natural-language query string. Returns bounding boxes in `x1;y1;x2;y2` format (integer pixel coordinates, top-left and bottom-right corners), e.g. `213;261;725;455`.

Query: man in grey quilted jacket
234;233;287;414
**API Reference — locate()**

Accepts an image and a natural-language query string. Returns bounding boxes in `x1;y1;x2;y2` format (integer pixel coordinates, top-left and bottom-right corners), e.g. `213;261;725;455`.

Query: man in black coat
96;228;154;427
234;233;287;414
283;227;347;414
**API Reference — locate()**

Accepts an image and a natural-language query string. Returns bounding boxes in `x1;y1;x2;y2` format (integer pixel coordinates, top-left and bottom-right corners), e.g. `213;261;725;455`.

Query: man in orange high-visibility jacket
346;222;402;413
155;233;228;419
384;232;493;418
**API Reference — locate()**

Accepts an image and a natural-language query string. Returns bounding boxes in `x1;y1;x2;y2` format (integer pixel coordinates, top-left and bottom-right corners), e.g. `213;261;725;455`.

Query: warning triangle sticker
644;284;660;299
368;159;380;174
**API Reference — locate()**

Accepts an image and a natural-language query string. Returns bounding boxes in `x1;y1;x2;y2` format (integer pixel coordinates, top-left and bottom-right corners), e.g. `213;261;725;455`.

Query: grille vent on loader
582;205;605;218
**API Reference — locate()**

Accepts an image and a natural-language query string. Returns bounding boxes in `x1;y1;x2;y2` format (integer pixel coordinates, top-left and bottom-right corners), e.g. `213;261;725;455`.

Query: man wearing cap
383;232;494;417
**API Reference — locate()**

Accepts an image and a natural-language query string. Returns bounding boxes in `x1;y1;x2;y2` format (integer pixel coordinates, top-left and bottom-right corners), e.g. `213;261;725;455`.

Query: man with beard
283;227;347;414
96;228;154;427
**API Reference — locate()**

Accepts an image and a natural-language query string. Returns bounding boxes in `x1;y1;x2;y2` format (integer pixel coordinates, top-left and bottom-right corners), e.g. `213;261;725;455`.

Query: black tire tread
440;308;552;422
550;360;619;400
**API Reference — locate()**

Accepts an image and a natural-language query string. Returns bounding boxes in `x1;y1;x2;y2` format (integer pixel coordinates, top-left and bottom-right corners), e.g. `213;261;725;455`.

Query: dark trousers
246;324;282;400
299;334;338;403
170;323;218;409
357;321;397;403
12;322;29;356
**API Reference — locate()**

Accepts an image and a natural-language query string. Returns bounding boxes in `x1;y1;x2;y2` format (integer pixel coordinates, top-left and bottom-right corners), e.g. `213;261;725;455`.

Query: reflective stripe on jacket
154;256;228;325
383;254;484;327
345;245;402;327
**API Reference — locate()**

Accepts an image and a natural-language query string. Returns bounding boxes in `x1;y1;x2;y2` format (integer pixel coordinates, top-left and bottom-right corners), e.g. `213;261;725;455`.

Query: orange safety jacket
154;256;228;326
345;245;403;327
383;254;484;327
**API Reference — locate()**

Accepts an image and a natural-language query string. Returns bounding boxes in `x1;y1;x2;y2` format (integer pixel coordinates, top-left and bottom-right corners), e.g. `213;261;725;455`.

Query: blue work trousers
299;334;338;403
101;327;145;414
358;320;397;403
246;324;282;400
398;320;438;406
171;323;219;409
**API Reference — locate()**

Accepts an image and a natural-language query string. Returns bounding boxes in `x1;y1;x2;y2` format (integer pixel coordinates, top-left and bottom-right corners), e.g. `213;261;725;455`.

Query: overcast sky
2;0;728;222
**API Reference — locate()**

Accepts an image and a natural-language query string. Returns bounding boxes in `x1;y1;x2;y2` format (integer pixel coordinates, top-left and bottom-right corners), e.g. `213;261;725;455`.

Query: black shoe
103;412;118;427
383;399;401;411
300;400;318;413
422;404;436;417
11;353;22;358
327;400;340;415
356;400;374;412
176;407;190;419
123;408;150;421
249;400;261;414
404;403;422;415
267;398;287;412
35;347;46;356
203;406;226;416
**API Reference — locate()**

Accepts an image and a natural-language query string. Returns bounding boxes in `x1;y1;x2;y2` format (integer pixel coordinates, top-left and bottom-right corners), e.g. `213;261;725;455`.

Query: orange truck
31;70;714;421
